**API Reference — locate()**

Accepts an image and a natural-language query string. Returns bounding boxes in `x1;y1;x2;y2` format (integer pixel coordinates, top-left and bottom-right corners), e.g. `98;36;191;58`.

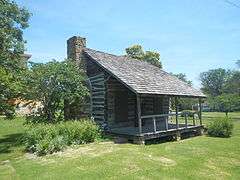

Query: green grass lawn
0;112;240;180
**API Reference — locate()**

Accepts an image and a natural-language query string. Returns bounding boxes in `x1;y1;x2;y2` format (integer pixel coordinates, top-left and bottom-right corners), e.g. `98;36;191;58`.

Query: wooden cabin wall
85;56;103;77
106;76;136;128
89;73;105;126
85;58;107;127
141;96;169;115
141;96;170;124
162;96;170;114
85;57;138;128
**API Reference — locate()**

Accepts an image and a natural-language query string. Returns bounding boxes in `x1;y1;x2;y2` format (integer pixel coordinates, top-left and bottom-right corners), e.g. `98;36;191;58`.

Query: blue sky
17;0;240;88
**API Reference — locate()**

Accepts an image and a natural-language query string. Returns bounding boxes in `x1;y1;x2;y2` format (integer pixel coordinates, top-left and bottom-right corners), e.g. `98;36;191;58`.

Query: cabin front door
115;91;128;122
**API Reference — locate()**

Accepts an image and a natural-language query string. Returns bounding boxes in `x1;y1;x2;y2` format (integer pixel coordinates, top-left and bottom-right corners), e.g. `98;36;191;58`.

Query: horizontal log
92;91;105;95
107;89;129;92
92;100;105;103
91;82;105;86
92;105;105;108
92;87;105;91
90;77;104;83
92;108;105;112
93;115;104;119
92;112;104;115
89;73;105;80
94;119;105;123
92;97;105;102
92;109;104;112
141;112;182;119
107;84;126;89
92;101;105;105
92;94;105;97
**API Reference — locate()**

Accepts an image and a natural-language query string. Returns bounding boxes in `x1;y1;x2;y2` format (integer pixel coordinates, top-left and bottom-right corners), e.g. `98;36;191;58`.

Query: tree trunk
225;111;228;117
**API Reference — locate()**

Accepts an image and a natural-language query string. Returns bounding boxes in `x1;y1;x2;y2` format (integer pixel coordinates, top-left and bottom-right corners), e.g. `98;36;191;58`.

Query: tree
125;45;144;60
23;60;89;122
0;0;31;70
0;67;22;117
0;0;31;116
171;73;192;86
144;51;162;68
200;67;240;113
213;94;240;116
199;68;229;97
125;44;162;68
223;70;240;95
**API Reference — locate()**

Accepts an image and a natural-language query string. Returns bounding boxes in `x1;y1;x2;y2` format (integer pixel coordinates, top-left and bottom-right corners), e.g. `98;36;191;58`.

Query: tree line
200;64;240;115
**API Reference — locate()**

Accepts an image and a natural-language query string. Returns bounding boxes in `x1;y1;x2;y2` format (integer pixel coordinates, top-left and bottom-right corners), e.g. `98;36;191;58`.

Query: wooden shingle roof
84;48;206;98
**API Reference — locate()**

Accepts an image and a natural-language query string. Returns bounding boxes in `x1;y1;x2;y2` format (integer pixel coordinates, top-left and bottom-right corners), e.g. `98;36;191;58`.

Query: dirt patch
122;162;140;174
147;155;177;166
53;142;122;158
0;160;17;176
25;153;56;165
54;146;94;158
201;159;232;179
217;156;240;166
22;142;123;164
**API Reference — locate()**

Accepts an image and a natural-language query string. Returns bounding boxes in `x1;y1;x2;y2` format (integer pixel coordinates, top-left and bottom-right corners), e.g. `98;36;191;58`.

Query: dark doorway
115;91;128;122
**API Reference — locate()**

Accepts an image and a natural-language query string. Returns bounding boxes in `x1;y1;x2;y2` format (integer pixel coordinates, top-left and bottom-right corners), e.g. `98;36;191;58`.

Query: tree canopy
171;73;192;86
125;44;162;68
200;67;240;114
23;60;89;121
208;94;240;116
0;0;31;117
199;68;229;97
223;70;240;95
0;0;31;70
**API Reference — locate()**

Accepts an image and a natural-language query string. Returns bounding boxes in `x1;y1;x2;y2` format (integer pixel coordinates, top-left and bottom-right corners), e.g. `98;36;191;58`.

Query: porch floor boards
109;122;203;140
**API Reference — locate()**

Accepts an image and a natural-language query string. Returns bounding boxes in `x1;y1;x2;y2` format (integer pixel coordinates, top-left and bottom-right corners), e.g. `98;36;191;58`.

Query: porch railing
140;112;201;134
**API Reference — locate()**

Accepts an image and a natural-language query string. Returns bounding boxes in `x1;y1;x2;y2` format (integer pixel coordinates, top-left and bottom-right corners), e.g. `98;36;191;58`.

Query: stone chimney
65;36;88;120
67;36;86;67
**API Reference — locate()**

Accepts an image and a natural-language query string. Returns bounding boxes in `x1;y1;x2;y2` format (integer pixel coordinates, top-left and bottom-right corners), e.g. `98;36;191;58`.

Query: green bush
24;119;101;155
207;117;234;138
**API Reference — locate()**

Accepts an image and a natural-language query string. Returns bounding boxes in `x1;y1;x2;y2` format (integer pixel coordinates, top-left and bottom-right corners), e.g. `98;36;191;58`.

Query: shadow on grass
0;133;24;154
145;136;176;145
203;116;240;121
145;131;203;145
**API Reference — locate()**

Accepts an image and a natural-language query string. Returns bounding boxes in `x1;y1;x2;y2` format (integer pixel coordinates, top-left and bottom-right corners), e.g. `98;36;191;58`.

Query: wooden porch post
193;114;196;126
199;98;202;126
165;117;169;131
153;117;157;133
184;114;188;128
137;94;142;134
165;95;169;131
175;97;179;129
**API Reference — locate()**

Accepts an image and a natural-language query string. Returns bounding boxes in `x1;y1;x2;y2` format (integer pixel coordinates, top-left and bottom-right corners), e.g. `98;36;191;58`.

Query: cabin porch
107;94;204;144
109;113;204;143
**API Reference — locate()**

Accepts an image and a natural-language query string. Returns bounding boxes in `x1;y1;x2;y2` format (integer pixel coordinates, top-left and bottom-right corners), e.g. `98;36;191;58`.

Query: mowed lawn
0;112;240;180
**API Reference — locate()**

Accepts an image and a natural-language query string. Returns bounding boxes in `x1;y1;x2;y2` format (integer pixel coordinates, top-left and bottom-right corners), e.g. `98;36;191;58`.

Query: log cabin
67;36;206;144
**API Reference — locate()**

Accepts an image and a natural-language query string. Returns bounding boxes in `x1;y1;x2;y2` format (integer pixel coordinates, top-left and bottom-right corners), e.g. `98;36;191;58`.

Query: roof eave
139;93;207;98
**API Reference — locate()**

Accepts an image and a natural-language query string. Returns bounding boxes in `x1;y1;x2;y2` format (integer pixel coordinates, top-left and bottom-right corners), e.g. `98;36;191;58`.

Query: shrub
207;117;234;138
24;119;101;155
